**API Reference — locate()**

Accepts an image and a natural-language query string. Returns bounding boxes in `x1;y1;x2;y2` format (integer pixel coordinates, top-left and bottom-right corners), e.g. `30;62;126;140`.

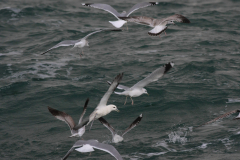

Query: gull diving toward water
41;29;121;56
62;139;123;160
48;98;89;138
99;114;143;143
108;62;174;105
120;14;190;36
87;73;123;130
82;2;158;28
199;109;240;127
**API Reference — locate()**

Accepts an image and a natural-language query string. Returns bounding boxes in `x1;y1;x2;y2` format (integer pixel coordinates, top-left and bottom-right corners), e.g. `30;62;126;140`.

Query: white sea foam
168;131;188;144
139;152;167;157
227;98;240;103
197;143;211;149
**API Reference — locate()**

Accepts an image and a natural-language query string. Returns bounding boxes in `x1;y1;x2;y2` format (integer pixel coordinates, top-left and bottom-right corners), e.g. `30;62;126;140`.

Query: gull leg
124;96;128;105
130;97;134;105
81;48;84;55
164;31;167;35
159;35;161;38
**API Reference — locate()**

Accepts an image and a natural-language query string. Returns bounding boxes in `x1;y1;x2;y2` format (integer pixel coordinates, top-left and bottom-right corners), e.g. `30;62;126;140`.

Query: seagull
120;14;190;36
99;114;143;143
62;139;123;160
82;2;158;28
107;62;174;105
87;73;123;130
200;109;240;126
48;98;89;138
41;29;121;56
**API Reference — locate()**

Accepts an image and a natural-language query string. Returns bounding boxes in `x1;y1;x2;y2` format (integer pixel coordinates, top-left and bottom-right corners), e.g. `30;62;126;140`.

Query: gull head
142;88;149;95
167;20;175;25
108;105;120;112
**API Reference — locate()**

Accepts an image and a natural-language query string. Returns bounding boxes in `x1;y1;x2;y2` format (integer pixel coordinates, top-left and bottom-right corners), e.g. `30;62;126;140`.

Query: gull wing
107;81;129;90
78;98;89;124
97;73;123;109
203;110;240;126
122;114;143;137
132;62;174;89
126;2;158;17
62;147;75;160
161;14;190;24
82;3;121;19
119;16;155;27
99;117;117;137
41;40;77;55
88;140;123;160
48;106;75;130
82;30;103;40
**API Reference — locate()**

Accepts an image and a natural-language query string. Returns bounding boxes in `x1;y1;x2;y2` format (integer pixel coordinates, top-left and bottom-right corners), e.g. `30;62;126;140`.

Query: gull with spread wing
108;62;174;105
120;14;190;36
87;73;123;130
99;114;143;143
48;98;89;138
82;2;158;28
200;109;240;127
41;29;121;56
62;139;123;160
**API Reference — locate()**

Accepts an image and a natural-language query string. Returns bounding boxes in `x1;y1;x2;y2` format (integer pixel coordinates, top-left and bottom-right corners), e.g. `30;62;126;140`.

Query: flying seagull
107;62;174;105
82;2;158;28
99;114;143;143
41;29;121;56
200;109;240;127
120;14;190;36
87;73;123;130
62;139;123;160
48;98;89;137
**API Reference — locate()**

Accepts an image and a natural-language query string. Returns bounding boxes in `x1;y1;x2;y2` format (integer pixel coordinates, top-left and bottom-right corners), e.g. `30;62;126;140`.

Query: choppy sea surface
1;0;240;159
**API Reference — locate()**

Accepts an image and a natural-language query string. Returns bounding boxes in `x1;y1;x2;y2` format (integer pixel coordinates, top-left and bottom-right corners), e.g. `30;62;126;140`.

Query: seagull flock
42;2;240;160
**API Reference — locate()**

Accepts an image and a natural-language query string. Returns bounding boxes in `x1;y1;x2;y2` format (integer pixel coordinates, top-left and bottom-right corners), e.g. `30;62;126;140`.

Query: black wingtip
164;62;174;74
48;106;61;116
107;81;112;86
82;3;93;7
175;14;190;23
84;98;89;109
149;2;159;5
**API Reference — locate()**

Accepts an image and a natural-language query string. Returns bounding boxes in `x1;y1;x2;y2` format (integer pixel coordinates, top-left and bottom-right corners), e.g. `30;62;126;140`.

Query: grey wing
48;106;75;130
107;81;129;90
126;2;158;16
41;40;77;55
119;16;155;27
78;98;89;124
97;73;123;108
99;117;116;137
62;147;75;160
89;141;123;160
162;14;190;23
132;62;174;89
82;30;103;40
82;3;121;19
203;110;239;126
122;114;143;137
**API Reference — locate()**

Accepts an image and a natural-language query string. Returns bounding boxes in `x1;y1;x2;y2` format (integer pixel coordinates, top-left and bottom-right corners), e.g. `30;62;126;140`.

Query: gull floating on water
120;14;190;36
87;73;123;130
82;2;158;28
108;62;174;105
48;98;89;137
41;29;121;56
62;139;123;160
200;109;240;127
99;114;143;143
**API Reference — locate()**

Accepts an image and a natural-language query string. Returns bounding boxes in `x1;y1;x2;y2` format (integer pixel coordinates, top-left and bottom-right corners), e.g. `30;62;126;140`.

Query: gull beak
147;93;149;96
116;109;120;112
